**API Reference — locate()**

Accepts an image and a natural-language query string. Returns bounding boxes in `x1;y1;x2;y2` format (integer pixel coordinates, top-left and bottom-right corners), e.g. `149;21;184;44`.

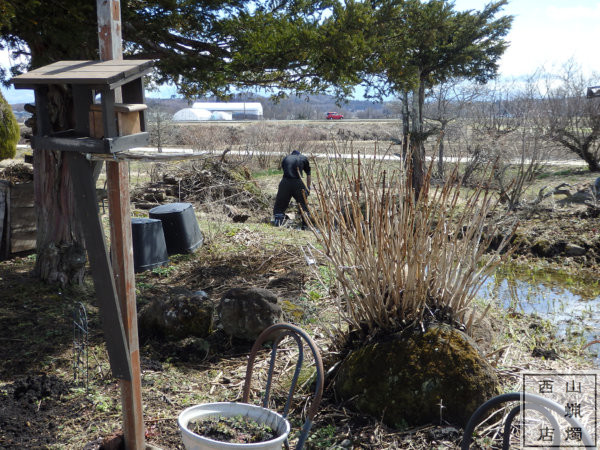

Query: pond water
478;264;600;350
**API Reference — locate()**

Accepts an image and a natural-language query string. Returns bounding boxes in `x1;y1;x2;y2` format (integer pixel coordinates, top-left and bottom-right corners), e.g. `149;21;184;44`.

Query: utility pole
96;1;145;448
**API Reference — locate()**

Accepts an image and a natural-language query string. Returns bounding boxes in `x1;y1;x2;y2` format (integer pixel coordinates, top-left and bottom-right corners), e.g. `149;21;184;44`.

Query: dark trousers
273;177;309;221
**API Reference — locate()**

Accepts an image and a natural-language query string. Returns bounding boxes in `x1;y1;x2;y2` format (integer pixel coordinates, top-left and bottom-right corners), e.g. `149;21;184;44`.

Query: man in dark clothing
273;150;311;226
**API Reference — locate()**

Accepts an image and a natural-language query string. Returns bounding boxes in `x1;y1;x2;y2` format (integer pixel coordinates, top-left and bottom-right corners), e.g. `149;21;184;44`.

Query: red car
326;111;344;120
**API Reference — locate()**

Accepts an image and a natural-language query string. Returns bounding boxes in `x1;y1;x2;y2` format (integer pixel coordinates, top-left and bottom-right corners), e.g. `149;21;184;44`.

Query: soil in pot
188;415;278;443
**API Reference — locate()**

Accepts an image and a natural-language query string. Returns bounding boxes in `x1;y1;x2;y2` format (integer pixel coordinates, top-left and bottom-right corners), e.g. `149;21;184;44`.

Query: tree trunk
32;85;86;286
402;91;410;160
581;143;600;172
410;80;426;198
437;120;447;178
556;136;600;173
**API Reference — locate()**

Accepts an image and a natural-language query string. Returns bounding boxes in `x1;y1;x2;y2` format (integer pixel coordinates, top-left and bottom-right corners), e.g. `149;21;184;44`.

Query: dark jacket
281;150;311;179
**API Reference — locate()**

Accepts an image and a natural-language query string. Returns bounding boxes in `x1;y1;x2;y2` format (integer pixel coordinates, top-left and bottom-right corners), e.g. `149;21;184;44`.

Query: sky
2;0;600;104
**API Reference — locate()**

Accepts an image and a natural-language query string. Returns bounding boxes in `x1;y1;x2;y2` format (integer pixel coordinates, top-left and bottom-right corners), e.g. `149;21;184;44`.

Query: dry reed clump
307;153;517;337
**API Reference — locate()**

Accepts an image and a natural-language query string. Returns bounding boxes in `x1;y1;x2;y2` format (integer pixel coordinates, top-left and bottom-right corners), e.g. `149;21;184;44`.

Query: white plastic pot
178;402;291;450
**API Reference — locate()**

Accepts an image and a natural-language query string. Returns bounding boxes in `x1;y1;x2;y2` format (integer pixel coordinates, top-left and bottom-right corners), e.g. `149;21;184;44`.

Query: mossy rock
138;288;214;340
281;300;305;322
531;238;556;257
334;324;498;428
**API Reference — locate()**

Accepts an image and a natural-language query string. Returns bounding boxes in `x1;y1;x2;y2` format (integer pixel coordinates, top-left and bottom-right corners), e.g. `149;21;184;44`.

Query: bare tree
424;79;484;177
456;75;557;210
454;81;516;186
147;108;178;153
495;102;550;209
544;60;600;172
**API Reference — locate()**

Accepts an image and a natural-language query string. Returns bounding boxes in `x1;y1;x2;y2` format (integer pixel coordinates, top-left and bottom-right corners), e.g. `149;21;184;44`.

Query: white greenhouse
172;108;212;121
192;102;263;120
173;102;263;121
210;111;233;121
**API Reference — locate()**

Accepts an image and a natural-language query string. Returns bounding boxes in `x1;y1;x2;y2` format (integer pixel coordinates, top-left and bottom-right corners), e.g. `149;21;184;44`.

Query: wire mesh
73;302;89;392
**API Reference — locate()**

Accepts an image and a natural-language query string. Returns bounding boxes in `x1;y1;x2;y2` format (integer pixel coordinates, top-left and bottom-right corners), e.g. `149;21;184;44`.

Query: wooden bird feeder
10;59;154;383
12;59;153;153
11;3;151;446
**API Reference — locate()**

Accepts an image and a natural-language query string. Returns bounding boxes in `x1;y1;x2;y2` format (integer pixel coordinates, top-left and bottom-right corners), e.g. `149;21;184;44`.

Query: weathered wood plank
10;183;34;208
91;103;147;113
122;78;147;132
34;87;51;137
11;60;153;87
67;152;132;381
99;1;146;445
31;131;149;153
10;208;36;229
31;134;109;153
73;85;93;135
10;231;36;253
0;182;8;259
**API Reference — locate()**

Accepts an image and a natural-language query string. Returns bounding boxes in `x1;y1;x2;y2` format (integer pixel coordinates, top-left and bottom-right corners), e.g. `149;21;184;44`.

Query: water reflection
478;265;600;341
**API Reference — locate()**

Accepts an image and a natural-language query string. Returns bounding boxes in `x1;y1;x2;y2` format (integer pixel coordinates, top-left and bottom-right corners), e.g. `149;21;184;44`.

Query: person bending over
272;149;311;227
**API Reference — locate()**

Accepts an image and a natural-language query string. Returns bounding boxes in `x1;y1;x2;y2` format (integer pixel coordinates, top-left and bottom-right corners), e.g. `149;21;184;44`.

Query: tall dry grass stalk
308;151;517;336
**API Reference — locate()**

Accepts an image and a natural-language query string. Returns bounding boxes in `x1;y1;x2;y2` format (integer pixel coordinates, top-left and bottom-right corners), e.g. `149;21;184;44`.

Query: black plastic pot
131;218;169;273
149;202;204;255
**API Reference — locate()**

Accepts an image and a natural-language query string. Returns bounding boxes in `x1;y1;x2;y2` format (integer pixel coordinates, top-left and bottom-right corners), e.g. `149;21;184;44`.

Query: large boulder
218;288;283;341
334;324;499;428
138;288;214;340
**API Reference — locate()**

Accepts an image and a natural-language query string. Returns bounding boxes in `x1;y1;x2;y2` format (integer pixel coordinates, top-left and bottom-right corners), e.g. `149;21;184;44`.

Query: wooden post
97;1;145;449
97;0;123;61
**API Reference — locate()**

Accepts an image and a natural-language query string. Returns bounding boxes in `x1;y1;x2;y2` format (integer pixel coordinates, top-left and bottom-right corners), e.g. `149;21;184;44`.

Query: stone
138;288;213;340
532;238;556;257
594;177;600;198
565;243;586;256
218;287;283;341
334;324;499;428
223;204;250;223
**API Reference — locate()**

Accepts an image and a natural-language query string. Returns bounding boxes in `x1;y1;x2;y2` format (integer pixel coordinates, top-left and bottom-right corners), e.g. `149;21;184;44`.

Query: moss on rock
532;239;555;257
138;288;214;340
334;324;498;428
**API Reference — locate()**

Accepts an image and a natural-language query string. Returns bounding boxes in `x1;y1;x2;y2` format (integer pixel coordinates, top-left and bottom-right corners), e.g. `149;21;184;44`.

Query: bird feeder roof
11;59;153;90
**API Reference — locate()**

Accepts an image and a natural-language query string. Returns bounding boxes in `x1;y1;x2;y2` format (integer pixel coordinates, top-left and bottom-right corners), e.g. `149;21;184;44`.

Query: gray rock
565;243;587;256
138;288;214;340
218;287;283;341
594;177;600;198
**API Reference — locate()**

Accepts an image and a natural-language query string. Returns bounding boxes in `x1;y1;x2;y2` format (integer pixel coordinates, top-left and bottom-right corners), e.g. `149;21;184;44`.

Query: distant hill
9;104;31;123
10;93;400;122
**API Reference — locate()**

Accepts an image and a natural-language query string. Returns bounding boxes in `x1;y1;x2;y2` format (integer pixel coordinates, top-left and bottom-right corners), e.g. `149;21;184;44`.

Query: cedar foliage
0;90;19;161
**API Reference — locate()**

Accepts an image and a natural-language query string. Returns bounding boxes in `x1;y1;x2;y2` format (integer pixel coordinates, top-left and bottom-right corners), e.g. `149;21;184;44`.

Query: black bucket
149;202;204;255
131;218;169;273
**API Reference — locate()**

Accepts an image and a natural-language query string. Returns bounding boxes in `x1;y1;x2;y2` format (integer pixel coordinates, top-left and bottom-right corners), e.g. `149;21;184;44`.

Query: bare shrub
308;154;516;337
272;125;323;153
243;121;281;169
147;110;179;152
181;125;235;151
455;77;560;210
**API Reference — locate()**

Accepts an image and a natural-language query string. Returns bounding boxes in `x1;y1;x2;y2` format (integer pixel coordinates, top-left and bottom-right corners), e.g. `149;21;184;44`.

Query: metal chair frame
242;323;324;450
461;392;594;449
